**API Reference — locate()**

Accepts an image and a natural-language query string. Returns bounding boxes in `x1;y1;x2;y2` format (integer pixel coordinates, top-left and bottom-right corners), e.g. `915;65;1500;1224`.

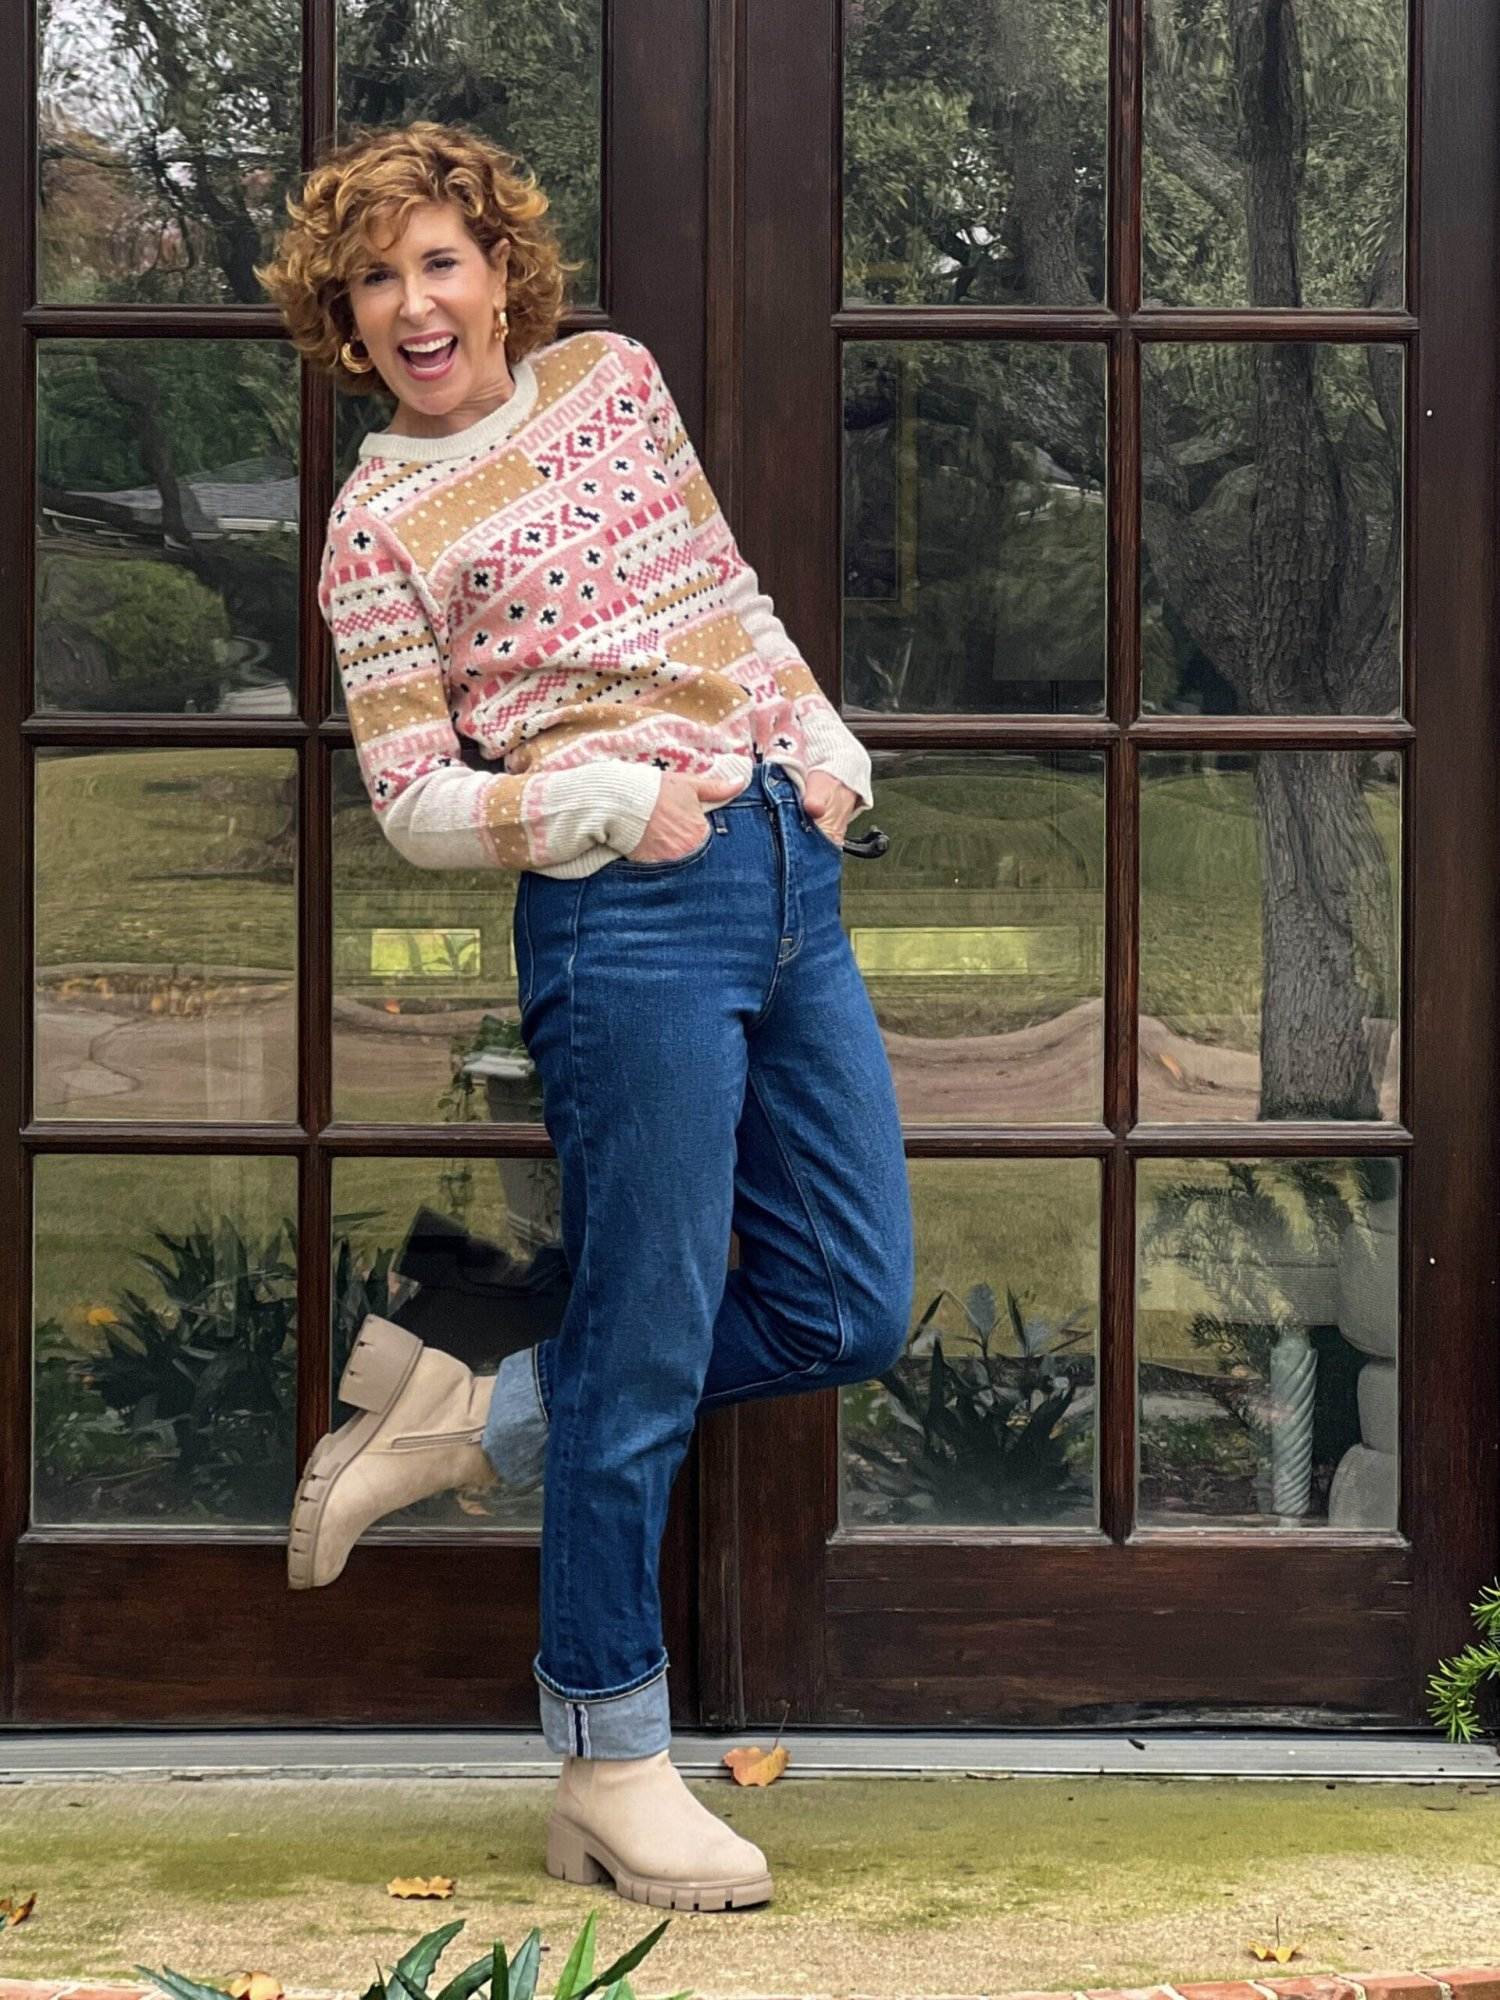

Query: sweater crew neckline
357;355;539;463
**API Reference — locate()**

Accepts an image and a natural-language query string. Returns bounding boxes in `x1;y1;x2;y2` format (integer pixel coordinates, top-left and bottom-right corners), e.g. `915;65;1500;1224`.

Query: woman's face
346;197;513;430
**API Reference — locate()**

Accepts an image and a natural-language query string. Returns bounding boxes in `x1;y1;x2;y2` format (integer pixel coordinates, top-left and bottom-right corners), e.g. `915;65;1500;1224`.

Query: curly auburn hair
254;119;583;397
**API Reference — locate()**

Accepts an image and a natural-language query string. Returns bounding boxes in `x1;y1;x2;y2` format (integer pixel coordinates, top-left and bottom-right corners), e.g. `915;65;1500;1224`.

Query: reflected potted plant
844;1281;1095;1525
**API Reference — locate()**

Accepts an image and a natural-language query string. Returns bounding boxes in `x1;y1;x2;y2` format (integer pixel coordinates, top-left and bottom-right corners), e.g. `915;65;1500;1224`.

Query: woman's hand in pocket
801;771;860;848
623;769;743;862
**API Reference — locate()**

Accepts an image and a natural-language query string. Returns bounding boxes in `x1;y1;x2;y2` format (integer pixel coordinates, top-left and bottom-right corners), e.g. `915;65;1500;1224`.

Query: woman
256;118;914;1913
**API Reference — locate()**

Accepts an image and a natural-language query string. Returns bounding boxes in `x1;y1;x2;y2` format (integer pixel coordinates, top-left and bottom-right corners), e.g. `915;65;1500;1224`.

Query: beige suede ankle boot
287;1315;498;1590
545;1747;773;1911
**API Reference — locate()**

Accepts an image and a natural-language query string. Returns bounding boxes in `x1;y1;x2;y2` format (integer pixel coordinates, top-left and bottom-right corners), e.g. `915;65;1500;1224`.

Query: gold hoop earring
340;337;374;374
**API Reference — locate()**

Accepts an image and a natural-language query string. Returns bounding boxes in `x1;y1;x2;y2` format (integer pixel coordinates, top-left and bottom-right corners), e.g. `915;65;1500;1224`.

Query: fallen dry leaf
387;1876;456;1899
1247;1943;1301;1962
228;1973;284;2000
722;1744;790;1787
0;1892;37;1928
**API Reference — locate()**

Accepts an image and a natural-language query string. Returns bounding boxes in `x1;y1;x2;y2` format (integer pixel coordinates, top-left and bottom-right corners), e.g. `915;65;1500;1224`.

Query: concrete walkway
1;1773;1499;1998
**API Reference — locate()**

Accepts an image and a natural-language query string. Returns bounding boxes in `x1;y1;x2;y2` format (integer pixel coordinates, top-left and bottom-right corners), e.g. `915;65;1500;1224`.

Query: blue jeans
480;754;915;1757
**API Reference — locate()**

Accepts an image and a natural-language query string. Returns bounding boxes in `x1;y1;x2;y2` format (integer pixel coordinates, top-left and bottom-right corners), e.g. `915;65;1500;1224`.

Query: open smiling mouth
399;335;459;379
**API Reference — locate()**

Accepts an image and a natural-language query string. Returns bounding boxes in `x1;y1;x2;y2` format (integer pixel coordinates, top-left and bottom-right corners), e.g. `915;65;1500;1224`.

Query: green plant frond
390;1966;433;2000
550;1910;597;2000
1427;1580;1500;1743
506;1929;543;2000
433;1955;495;2000
136;1967;235;2000
575;1917;671;2000
392;1918;467;1996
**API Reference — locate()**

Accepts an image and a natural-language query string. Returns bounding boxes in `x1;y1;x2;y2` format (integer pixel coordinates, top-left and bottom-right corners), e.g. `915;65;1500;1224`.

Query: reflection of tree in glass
38;0;303;305
38;0;603;308
846;0;1405;1119
36;339;299;712
338;0;601;306
843;340;1110;714
1143;0;1406;310
845;0;1108;307
1140;1;1404;1115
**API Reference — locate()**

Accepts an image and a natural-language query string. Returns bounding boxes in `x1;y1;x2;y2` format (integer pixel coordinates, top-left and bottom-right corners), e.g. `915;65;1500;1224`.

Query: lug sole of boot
286;1319;427;1591
545;1811;772;1912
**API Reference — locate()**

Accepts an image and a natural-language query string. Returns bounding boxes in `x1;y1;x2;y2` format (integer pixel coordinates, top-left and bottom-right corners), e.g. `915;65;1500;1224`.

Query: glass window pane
842;1159;1099;1527
856;751;1104;1125
1139;752;1400;1122
35;749;298;1123
37;340;300;715
1137;1157;1399;1530
1141;343;1404;717
332;750;536;1125
33;1154;298;1526
844;341;1107;715
843;0;1108;307
337;0;602;310
332;1159;554;1530
38;0;302;305
1143;0;1408;310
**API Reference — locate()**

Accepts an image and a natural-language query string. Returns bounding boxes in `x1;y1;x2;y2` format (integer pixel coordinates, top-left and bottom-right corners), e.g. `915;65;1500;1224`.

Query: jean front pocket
609;816;717;875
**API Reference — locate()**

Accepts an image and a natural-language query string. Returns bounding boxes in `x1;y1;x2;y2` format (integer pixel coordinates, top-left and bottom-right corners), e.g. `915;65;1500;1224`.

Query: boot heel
546;1816;609;1886
337;1316;423;1414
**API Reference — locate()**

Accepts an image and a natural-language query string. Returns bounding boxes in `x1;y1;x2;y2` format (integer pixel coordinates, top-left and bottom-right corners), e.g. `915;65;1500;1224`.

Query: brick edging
2;1971;1499;2000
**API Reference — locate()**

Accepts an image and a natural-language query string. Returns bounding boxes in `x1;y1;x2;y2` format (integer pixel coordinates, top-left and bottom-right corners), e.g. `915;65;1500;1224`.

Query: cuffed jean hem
479;1345;548;1491
535;1659;672;1758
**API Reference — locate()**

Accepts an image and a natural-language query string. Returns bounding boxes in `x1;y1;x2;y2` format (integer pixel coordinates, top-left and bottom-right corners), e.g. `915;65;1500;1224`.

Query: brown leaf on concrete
722;1744;790;1787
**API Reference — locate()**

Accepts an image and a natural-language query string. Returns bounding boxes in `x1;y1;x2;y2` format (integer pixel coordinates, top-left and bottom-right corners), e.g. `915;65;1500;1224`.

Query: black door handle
841;825;890;858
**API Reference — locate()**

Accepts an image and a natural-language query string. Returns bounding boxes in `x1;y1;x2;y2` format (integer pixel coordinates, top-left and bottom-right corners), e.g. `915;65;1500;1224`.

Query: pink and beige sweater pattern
318;327;874;879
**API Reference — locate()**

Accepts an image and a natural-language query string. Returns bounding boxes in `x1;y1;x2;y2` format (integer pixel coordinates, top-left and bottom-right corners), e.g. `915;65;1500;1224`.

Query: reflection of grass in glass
906;1161;1099;1355
35;747;297;973
331;1159;520;1275
1141;764;1400;1052
845;759;1105;1040
32;1154;296;1393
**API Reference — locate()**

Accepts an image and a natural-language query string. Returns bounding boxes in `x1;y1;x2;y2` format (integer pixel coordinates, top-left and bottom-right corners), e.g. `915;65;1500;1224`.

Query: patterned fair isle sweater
319;326;873;878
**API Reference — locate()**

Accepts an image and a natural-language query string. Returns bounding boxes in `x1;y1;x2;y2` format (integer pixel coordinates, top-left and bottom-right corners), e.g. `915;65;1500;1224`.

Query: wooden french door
698;0;1500;1730
0;0;716;1721
5;0;1498;1734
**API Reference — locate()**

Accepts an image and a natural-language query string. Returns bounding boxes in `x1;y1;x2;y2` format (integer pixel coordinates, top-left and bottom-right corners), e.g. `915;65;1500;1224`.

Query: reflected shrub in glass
842;1159;1100;1527
32;1157;301;1526
36;340;300;713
